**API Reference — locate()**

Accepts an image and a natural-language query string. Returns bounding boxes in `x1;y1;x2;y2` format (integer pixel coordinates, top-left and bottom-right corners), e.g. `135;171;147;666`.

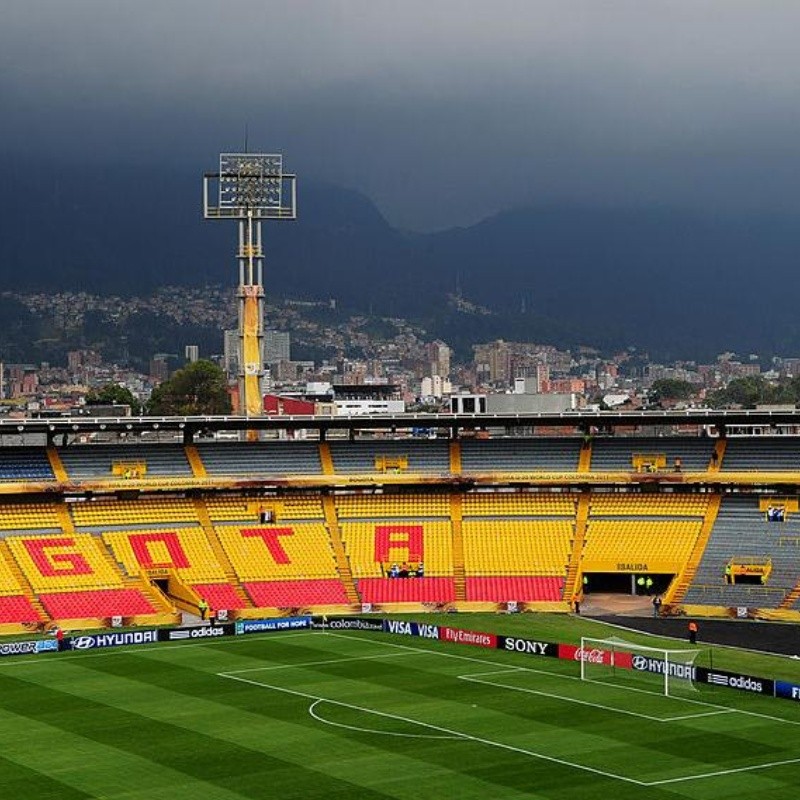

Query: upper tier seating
103;528;228;583
589;437;715;472
216;523;340;582
462;520;572;576
7;534;125;592
57;445;192;481
328;441;450;474
460;438;581;473
0;448;54;482
684;498;799;607
462;492;576;517
721;438;800;471
0;502;61;532
589;494;709;517
197;443;322;476
340;521;453;578
71;497;198;529
336;494;450;519
581;520;702;569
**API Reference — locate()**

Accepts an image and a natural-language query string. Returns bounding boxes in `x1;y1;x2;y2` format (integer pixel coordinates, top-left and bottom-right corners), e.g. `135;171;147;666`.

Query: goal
579;636;701;697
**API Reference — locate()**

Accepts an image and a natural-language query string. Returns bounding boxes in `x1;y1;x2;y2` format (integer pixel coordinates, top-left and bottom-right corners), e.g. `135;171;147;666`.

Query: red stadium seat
39;589;157;618
191;583;248;611
465;576;563;602
0;594;42;624
357;577;455;603
244;579;350;607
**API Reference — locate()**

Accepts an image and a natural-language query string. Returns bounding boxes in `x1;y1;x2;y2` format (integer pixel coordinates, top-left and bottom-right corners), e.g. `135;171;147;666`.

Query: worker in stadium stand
652;595;662;617
198;598;209;622
674;456;682;472
417;562;424;578
389;563;399;578
724;564;732;584
400;562;409;578
636;576;646;595
688;620;698;645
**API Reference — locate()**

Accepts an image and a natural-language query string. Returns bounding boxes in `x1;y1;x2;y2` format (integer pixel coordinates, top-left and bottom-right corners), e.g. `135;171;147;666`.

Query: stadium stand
683;497;799;608
197;442;322;476
589;437;715;471
0;502;62;532
0;544;42;624
216;522;349;606
460;438;580;472
720;437;800;471
71;497;199;529
57;445;192;481
0;447;54;482
328;440;451;474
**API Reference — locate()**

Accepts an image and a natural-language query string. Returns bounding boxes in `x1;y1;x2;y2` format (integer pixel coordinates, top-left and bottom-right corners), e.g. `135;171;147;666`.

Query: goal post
579;636;701;697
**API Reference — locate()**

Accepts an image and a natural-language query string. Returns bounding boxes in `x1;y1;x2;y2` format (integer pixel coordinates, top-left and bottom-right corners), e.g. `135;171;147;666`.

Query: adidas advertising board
496;635;557;657
311;617;384;631
69;630;159;650
699;667;773;695
158;624;234;642
235;616;311;635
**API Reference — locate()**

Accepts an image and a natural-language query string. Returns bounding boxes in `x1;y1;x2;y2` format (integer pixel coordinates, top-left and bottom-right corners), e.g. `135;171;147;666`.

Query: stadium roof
4;407;800;442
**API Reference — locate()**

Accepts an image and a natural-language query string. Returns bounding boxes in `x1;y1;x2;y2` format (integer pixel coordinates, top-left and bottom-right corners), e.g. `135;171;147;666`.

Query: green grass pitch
1;616;799;799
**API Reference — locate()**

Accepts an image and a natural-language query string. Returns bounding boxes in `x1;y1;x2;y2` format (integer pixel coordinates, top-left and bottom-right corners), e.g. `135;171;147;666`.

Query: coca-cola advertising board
558;643;633;669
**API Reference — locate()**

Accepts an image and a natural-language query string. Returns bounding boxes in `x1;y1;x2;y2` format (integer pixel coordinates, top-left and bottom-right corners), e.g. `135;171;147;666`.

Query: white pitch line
458;672;734;723
224;650;419;675
308;699;457;740
323;631;800;728
218;671;648;786
647;755;800;786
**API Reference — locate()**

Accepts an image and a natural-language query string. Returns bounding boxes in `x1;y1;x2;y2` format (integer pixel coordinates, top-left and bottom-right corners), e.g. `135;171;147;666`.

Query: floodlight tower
203;153;296;416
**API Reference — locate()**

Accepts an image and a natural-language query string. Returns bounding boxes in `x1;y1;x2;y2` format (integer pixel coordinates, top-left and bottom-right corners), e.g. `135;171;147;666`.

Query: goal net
579;636;701;698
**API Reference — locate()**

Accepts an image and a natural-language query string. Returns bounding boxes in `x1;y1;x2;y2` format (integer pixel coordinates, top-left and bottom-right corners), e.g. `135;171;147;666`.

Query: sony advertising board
69;630;159;651
496;635;558;658
235;616;311;635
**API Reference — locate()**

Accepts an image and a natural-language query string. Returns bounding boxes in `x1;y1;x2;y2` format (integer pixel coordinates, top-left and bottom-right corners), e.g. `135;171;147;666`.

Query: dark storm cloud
2;1;800;229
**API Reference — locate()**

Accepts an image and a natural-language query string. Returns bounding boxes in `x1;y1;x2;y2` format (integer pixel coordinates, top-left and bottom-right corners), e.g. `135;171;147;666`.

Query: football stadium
1;410;800;798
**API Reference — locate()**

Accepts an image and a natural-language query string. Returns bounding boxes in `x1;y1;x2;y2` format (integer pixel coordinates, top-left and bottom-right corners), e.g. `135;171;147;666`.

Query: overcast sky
3;1;800;230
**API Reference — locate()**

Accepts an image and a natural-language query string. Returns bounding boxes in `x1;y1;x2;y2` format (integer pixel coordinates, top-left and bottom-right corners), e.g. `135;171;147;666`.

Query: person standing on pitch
652;595;662;617
688;620;698;644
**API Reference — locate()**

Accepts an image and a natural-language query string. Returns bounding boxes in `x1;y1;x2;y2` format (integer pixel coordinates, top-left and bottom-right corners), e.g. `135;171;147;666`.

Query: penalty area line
217;671;648;786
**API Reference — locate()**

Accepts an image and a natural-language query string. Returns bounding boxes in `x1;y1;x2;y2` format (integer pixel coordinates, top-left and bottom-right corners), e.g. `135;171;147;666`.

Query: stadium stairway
779;577;800;610
0;539;48;625
449;441;462;475
56;502;77;536
321;495;360;603
562;493;589;605
710;439;726;472
318;442;335;475
193;498;252;608
577;438;592;473
184;445;207;478
664;493;722;606
449;493;466;600
46;447;69;483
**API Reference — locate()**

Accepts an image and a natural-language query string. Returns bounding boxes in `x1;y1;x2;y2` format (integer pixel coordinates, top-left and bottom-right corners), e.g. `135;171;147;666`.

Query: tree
86;383;141;415
146;360;231;416
649;379;695;403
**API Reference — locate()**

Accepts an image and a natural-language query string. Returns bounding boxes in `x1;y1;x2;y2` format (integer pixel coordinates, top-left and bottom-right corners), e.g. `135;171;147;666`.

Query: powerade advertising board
0;639;59;657
235;616;311;635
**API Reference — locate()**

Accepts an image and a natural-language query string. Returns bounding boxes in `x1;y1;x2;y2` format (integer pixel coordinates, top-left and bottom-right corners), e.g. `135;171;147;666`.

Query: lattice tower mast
203;153;296;415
